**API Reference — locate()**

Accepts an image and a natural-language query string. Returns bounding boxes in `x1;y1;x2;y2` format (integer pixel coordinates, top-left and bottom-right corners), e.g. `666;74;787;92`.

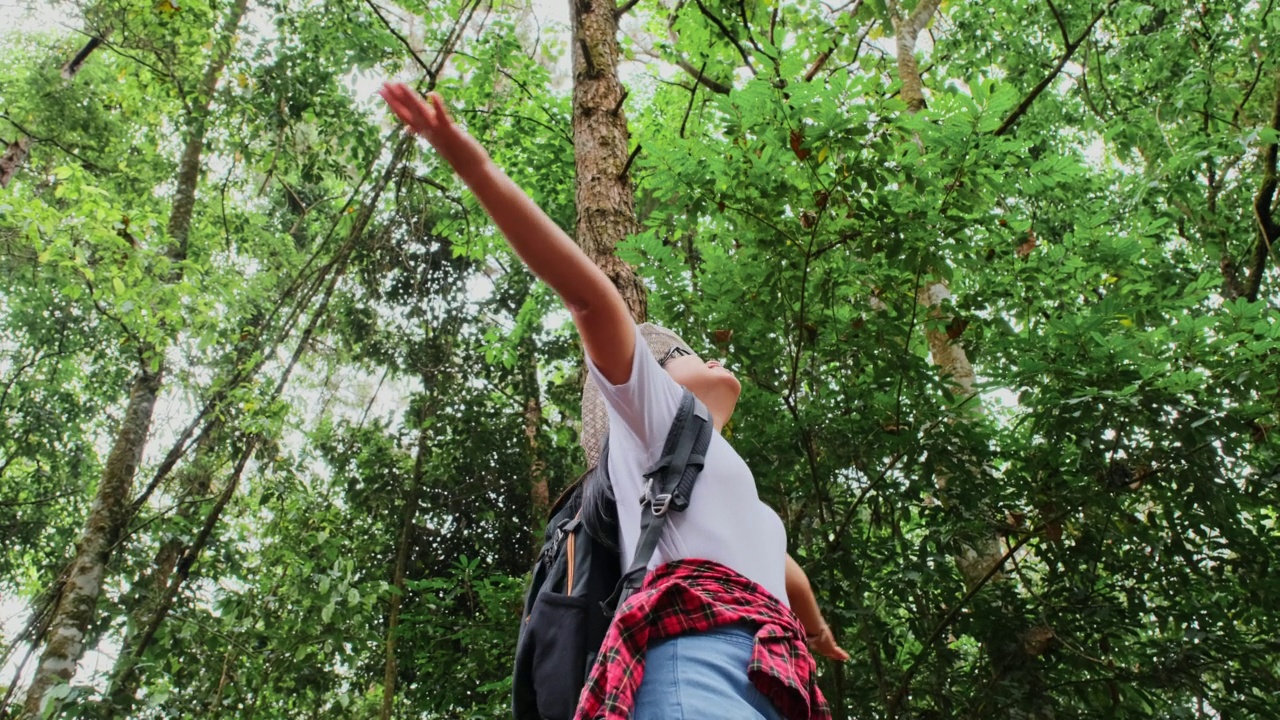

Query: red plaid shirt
573;559;830;720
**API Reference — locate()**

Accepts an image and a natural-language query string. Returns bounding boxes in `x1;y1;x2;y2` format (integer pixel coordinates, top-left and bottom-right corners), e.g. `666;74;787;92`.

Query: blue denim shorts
632;625;784;720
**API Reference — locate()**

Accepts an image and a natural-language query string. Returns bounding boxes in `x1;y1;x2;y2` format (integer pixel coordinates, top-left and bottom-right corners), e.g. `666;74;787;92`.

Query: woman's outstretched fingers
378;82;484;175
427;92;450;125
379;83;437;137
381;84;418;130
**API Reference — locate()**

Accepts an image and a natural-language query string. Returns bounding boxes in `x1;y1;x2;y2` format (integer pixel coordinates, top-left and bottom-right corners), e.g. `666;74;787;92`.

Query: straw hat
580;323;696;468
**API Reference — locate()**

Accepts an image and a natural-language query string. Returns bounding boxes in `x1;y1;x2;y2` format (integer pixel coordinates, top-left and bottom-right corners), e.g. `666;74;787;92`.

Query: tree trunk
887;6;1050;719
106;121;417;717
19;1;249;715
526;392;550;519
104;308;264;715
570;0;647;322
165;0;252;268
890;2;977;399
103;132;413;718
915;281;977;402
888;0;940;113
20;368;162;718
522;330;550;529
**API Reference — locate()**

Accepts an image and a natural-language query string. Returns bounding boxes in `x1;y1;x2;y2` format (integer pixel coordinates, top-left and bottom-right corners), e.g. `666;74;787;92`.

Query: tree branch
680;63;702;137
803;0;867;82
364;0;434;78
886;512;1069;716
1246;71;1280;302
0;114;106;178
61;33;106;80
618;142;642;180
804;47;836;82
693;0;756;74
430;0;484;74
459;109;574;146
452;50;572;138
907;0;941;32
675;57;733;94
649;6;735;94
1044;0;1071;45
737;0;774;65
1231;54;1267;127
92;35;171;82
994;0;1117;137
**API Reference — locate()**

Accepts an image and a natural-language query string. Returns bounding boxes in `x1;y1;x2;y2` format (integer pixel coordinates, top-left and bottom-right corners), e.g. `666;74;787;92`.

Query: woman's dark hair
578;449;618;549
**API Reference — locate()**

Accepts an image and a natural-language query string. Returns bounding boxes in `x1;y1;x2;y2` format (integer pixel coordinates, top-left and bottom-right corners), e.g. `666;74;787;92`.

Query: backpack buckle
643;477;674;516
650;493;673;516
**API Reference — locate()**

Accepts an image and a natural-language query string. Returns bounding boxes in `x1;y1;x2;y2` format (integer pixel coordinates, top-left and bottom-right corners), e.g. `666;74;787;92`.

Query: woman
380;83;846;720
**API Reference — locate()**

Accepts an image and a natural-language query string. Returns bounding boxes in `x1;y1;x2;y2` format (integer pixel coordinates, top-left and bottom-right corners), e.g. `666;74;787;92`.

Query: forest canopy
1;0;1278;718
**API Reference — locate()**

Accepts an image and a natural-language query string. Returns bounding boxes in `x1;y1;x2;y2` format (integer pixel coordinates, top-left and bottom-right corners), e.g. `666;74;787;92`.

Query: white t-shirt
587;326;789;606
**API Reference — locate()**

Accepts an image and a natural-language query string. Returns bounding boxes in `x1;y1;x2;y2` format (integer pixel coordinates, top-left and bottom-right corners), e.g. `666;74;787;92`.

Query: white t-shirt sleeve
584;324;684;460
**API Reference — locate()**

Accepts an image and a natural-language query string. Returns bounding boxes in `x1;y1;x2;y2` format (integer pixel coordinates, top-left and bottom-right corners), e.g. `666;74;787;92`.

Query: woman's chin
718;373;742;398
703;377;741;428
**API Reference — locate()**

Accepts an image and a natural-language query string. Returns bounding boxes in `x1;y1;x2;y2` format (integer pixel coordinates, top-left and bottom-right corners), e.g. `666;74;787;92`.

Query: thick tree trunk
570;0;647;322
20;368;161;717
19;2;249;715
888;0;940;113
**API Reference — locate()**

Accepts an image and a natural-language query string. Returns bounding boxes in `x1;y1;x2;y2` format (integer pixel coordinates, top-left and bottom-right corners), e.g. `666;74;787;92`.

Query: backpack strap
604;389;712;611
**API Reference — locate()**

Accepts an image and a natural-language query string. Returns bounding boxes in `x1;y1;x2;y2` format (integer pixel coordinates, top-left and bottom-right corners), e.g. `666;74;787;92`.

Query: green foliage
402;558;525;717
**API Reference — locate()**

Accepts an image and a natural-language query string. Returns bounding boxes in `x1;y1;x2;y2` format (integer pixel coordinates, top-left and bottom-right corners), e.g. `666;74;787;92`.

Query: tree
19;0;252;713
571;0;648;322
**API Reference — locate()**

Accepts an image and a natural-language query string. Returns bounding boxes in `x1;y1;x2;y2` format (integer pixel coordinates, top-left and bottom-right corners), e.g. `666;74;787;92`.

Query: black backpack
511;389;712;720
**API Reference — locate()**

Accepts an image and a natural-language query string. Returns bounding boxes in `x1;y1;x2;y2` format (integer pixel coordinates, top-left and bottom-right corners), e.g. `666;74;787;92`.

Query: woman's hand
378;82;483;172
807;623;850;662
784;555;850;662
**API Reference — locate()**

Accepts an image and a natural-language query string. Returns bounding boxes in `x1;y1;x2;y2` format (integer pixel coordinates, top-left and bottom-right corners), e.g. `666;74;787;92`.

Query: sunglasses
657;346;694;367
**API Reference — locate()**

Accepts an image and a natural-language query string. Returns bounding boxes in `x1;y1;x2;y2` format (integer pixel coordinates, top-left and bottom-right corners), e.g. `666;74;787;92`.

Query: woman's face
661;351;742;429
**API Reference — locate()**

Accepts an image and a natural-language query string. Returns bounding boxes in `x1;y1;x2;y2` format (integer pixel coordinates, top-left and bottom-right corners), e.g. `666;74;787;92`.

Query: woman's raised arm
379;83;636;384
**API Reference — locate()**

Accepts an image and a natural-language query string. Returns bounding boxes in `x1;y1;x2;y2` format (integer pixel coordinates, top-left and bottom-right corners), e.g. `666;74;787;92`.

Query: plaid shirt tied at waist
573;559;831;720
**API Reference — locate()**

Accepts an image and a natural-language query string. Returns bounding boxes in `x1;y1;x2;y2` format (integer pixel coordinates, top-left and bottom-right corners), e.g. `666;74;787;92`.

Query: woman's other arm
379;83;635;384
785;554;850;662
